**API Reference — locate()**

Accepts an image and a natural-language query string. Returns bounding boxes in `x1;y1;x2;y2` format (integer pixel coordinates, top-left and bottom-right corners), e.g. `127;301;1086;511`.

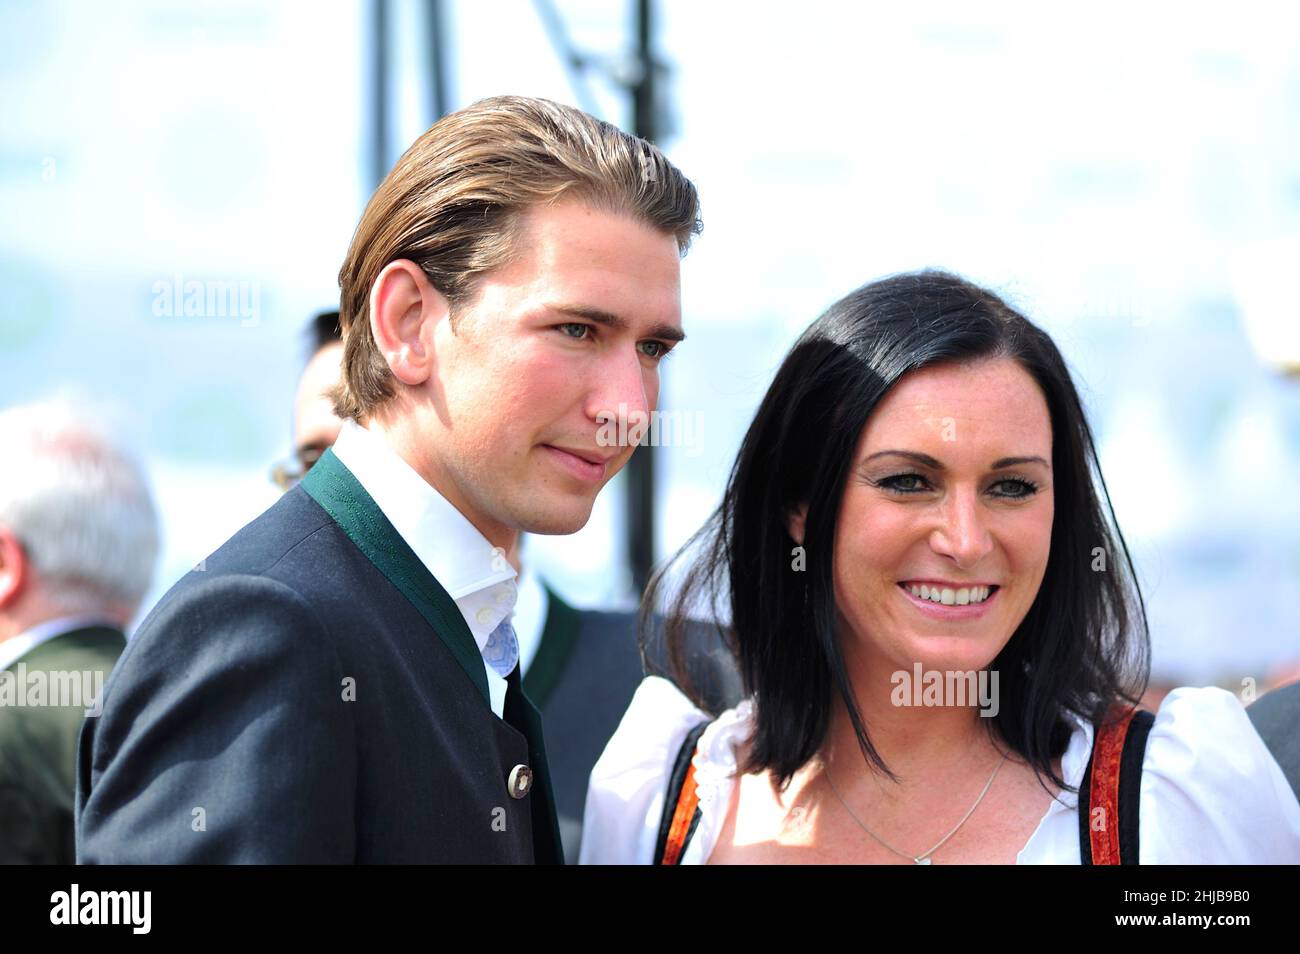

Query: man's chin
514;497;596;536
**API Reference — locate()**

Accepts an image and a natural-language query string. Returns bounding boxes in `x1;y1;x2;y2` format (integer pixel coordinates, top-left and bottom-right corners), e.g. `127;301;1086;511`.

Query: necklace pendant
915;857;931;865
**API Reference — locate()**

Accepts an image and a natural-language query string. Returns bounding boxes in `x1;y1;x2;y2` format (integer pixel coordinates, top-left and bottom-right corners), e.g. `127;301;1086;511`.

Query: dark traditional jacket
76;449;563;863
0;625;124;864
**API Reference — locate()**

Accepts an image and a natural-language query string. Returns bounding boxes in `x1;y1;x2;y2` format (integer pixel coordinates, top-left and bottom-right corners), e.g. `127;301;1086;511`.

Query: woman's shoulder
1023;686;1300;863
579;675;754;864
1134;686;1300;862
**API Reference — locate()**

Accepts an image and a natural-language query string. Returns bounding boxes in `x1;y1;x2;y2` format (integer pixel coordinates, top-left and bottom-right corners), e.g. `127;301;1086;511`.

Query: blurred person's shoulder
640;613;743;715
11;626;125;673
1245;679;1300;804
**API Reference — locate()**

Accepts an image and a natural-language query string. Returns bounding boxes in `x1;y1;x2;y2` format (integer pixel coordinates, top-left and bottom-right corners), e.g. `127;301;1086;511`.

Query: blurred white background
2;0;1297;687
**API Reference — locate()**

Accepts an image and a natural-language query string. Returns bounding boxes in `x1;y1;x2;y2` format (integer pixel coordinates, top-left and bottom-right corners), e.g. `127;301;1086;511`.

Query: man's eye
558;322;591;340
638;341;668;359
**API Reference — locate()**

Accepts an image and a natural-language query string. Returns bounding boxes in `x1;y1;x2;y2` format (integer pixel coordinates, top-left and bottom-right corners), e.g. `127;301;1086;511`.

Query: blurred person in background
0;401;159;864
278;308;738;862
76;95;701;863
269;309;347;493
1248;668;1300;805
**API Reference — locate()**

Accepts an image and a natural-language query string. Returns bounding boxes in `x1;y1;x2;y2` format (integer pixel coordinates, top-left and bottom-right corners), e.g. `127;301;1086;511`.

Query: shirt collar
329;418;518;650
0;614;119;672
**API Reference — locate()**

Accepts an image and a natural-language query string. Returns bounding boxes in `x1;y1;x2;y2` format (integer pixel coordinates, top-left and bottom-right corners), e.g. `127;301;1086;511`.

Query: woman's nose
930;486;994;566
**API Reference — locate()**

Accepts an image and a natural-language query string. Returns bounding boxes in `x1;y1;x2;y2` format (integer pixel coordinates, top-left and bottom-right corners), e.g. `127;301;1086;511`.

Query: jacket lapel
301;448;491;708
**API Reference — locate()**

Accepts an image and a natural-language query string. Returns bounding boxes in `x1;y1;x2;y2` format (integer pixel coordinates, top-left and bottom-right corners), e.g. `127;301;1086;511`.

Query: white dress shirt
330;418;520;718
580;676;1300;864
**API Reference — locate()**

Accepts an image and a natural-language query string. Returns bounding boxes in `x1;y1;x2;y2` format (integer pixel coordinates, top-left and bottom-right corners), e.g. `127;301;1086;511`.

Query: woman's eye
880;473;928;493
995;478;1039;498
877;474;1040;498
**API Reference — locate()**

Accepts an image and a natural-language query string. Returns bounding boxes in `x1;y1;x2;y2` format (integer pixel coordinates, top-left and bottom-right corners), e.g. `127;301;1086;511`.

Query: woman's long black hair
642;270;1150;795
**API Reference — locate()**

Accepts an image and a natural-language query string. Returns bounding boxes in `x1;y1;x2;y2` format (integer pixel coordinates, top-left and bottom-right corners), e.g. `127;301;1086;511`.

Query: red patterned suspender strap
1088;707;1136;864
655;720;711;865
661;760;702;866
1078;704;1155;865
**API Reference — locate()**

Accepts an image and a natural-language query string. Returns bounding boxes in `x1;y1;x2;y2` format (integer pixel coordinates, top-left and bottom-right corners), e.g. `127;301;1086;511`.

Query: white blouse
579;676;1300;864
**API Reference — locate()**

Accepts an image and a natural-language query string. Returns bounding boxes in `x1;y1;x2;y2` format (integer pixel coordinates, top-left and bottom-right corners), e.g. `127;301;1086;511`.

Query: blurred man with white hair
0;401;159;863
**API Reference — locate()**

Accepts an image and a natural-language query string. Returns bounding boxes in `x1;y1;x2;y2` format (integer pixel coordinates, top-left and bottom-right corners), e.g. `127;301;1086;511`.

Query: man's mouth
541;444;610;483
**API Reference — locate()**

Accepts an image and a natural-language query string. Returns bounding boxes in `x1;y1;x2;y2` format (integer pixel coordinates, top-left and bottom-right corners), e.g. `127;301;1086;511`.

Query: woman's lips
897;582;999;621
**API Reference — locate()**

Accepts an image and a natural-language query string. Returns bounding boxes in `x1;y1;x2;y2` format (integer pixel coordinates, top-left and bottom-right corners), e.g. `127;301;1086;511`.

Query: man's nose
589;347;652;434
930;486;994;567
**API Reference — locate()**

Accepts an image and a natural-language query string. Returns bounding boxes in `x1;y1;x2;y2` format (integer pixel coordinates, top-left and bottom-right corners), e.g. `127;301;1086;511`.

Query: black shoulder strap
653;719;711;865
1078;709;1155;864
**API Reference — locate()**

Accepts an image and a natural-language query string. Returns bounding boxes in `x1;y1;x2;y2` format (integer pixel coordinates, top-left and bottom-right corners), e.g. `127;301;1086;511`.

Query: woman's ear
787;502;808;546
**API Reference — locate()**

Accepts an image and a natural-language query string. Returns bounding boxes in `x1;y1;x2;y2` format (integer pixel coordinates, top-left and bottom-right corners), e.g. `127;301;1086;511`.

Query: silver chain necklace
823;750;1010;864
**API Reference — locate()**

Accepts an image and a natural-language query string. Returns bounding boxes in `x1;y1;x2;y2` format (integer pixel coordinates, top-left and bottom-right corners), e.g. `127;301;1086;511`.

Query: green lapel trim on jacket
301;448;490;708
521;584;583;708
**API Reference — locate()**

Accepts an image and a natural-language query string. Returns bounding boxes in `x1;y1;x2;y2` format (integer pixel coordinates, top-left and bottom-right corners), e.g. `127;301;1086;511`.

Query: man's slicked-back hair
331;95;703;422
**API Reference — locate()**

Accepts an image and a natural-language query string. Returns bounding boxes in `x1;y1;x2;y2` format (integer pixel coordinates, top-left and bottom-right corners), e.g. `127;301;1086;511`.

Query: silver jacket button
507;764;533;800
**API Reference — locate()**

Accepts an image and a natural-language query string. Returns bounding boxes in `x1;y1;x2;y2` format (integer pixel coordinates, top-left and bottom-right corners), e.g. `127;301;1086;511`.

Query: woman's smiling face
818;357;1055;680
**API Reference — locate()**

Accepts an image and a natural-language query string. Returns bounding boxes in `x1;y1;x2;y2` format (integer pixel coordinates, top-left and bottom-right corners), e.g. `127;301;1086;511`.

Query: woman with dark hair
581;271;1300;864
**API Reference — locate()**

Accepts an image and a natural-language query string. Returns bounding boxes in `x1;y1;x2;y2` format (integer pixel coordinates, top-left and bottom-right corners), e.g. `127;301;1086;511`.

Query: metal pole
371;0;390;190
626;0;656;597
428;0;449;121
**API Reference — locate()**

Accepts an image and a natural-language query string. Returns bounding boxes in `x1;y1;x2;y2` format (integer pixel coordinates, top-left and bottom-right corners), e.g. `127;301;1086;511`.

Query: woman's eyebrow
864;449;1051;470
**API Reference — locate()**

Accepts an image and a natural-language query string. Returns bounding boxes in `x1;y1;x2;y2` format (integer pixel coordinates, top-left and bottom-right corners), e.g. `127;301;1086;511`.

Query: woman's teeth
904;583;994;605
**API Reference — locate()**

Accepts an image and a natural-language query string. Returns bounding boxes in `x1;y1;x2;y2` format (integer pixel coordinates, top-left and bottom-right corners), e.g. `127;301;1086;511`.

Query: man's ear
787;502;808;546
369;260;450;387
0;527;28;610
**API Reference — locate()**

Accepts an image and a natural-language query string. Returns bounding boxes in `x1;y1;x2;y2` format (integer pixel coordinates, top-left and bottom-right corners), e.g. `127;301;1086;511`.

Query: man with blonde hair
0;400;159;863
77;96;701;863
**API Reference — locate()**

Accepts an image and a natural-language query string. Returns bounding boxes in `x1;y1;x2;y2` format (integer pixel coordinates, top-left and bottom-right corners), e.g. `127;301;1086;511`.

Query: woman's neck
819;649;1007;794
